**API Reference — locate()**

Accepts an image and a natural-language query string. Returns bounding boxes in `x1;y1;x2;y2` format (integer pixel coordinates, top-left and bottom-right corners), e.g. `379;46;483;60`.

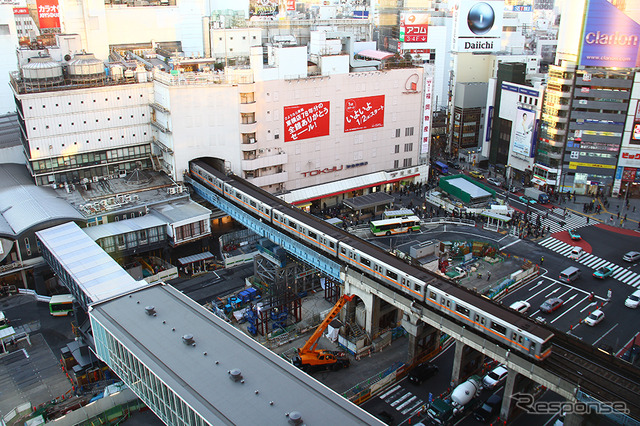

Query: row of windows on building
394;143;413;153
174;221;208;243
395;127;415;137
96;226;166;253
26;94;147;110
34;158;152;186
30;114;148;133
31;144;152;172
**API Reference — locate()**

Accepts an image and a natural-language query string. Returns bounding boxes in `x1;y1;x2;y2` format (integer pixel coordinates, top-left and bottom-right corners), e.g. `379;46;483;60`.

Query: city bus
369;216;421;236
49;294;74;317
432;161;449;175
0;311;8;330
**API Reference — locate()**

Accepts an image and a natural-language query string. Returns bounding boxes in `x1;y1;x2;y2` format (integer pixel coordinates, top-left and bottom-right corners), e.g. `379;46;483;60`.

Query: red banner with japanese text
344;95;385;133
286;0;295;11
284;102;330;142
36;0;60;29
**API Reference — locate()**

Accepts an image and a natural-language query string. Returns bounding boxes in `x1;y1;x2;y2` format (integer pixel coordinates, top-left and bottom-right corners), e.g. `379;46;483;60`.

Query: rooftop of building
0;114;21;149
0;163;84;238
53;169;190;220
89;282;382;425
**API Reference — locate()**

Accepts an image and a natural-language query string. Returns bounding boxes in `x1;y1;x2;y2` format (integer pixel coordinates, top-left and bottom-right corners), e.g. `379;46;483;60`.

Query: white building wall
0;5;19;115
255;68;424;191
160;82;242;180
59;0;207;60
18;83;153;161
210;28;262;60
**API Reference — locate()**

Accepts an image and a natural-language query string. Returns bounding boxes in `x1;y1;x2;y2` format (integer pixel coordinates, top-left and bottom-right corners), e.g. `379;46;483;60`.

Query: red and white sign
344;95;385;133
13;7;28;15
284;102;330;142
400;13;429;43
619;150;640;167
286;0;295;11
421;73;433;155
36;0;60;29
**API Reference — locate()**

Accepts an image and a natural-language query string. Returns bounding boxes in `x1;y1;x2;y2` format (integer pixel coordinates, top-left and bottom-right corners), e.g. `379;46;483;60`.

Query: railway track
543;340;640;419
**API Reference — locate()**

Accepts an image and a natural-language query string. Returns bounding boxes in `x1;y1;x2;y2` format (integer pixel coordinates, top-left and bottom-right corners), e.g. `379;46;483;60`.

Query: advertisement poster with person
512;108;535;157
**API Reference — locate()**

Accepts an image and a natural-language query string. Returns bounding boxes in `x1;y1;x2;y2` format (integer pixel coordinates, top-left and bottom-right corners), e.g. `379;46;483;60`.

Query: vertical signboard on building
399;13;429;43
421;74;433;155
286;0;295;11
453;0;504;52
344;95;385;132
284;102;330;142
579;0;640;68
36;0;60;29
249;0;279;17
512;108;535;157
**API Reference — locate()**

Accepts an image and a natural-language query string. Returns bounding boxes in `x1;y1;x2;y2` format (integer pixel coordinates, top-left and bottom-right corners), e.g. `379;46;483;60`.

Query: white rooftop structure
447;177;492;200
36;222;147;310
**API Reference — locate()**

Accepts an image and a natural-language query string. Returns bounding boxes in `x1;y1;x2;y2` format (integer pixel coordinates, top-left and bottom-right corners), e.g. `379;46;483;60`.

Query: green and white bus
49;294;74;317
0;311;8;330
369;216;421;236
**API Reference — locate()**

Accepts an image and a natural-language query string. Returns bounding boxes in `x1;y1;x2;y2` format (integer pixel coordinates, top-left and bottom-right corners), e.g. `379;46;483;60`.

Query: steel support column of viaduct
342;267;579;423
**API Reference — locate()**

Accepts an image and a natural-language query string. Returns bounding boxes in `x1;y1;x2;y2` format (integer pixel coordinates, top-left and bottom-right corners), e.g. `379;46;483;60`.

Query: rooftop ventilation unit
229;369;243;382
288;411;303;425
182;334;195;345
145;306;156;316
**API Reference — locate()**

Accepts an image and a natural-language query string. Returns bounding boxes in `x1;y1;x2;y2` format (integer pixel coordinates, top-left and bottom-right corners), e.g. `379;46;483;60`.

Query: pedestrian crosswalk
379;384;427;416
538;237;640;287
542;208;591;234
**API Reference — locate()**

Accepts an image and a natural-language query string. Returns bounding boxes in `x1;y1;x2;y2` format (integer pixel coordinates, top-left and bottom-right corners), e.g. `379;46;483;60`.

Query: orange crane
292;294;354;372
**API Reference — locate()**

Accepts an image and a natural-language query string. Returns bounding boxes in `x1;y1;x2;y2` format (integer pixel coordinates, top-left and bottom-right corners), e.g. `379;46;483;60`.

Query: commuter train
188;159;554;361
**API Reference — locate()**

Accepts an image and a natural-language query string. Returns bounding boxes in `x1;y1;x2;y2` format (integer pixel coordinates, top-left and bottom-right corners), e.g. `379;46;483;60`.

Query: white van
569;247;583;260
625;290;640;308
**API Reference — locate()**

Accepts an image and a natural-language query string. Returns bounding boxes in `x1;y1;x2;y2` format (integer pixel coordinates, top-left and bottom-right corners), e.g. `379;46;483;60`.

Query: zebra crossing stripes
538;237;640;287
380;386;426;416
542;212;590;234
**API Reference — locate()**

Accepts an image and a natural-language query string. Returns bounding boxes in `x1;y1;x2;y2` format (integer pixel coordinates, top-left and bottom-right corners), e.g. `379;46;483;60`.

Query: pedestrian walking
624;214;628;222
586;216;590;224
540;256;544;265
487;271;491;281
607;289;612;300
620;218;624;227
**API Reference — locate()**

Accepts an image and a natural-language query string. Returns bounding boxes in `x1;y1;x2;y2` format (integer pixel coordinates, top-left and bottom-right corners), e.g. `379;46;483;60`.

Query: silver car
623;251;640;262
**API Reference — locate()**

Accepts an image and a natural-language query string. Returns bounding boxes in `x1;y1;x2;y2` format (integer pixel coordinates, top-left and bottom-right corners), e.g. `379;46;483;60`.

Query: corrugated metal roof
83;212;167;241
36;222;145;305
280;172;388;205
0;164;84;238
90;284;383;425
152;200;211;224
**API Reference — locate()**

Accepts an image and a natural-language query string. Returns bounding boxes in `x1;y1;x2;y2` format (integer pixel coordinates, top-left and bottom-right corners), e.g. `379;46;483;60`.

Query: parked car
482;365;508;389
509;300;531;314
407;362;439;385
474;394;503;423
469;170;485;179
486;177;502;187
569;246;583;260
540;298;563;313
447;160;460;170
623;251;640;262
568;229;581;240
593;266;614;279
518;195;536;204
584;309;605;326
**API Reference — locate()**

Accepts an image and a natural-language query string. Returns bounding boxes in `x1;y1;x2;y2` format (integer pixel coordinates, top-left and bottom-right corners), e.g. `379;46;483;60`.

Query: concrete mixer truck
426;375;482;425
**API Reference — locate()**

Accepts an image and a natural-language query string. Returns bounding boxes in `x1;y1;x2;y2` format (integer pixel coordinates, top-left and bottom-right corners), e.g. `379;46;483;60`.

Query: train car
187;159;554;360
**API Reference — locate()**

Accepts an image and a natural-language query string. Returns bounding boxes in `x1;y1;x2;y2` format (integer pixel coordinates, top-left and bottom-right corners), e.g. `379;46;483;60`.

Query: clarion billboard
579;0;640;68
454;0;504;52
284;102;330;142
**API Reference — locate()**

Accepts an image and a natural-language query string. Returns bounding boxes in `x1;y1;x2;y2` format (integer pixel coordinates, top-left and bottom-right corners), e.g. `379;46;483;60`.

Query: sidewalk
555;194;640;232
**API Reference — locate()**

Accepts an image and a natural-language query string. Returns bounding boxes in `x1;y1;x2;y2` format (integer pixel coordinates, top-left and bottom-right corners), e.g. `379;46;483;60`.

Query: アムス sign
284;102;330;142
344;95;385;133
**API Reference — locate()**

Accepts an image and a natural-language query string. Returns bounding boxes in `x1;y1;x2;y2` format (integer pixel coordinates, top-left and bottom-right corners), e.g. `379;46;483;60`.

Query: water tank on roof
110;65;124;81
21;56;63;86
67;53;105;83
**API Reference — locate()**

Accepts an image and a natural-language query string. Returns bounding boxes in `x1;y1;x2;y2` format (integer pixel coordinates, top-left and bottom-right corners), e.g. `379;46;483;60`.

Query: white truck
524;187;549;204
